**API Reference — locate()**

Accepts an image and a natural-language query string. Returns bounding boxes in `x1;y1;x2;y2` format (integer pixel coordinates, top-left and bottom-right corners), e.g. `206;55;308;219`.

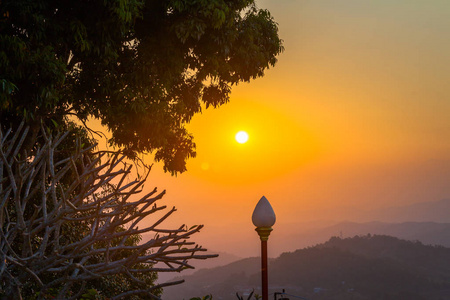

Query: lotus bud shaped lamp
252;196;276;300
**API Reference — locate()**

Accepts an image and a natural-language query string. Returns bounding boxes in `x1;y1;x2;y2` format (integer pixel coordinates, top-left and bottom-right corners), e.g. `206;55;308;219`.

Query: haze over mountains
178;198;450;258
319;198;450;223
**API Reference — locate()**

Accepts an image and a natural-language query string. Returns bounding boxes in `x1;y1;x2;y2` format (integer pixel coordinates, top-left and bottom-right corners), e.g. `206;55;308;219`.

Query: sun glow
235;131;249;144
184;99;319;186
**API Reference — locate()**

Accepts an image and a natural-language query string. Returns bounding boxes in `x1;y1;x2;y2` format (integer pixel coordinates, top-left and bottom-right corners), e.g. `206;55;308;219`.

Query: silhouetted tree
0;123;215;299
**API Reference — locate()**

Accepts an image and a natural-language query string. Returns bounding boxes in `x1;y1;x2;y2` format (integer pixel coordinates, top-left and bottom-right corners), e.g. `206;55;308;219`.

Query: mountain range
152;198;450;298
162;235;450;300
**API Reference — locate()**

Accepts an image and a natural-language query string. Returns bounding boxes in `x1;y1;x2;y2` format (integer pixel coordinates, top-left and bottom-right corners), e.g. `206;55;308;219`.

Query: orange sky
93;1;450;257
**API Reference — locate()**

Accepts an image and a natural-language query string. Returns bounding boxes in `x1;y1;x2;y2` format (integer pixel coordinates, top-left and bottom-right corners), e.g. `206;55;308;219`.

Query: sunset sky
99;1;450;258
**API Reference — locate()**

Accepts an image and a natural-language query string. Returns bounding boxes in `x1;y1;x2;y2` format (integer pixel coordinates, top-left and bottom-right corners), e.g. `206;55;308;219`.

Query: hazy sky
101;1;450;257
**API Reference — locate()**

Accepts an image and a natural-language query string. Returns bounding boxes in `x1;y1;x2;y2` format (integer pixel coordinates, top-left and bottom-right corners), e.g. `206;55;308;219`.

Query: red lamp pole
256;227;272;300
261;239;268;300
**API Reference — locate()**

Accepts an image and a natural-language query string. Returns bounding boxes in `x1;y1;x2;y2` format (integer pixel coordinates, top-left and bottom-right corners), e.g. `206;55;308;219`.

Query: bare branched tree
0;122;216;299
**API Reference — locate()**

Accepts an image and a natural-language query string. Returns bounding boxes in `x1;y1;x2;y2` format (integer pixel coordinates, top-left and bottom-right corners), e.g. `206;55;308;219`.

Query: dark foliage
0;0;283;174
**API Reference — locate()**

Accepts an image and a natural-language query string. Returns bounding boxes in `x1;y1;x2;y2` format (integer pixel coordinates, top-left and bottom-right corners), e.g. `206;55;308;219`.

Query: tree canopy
0;0;283;174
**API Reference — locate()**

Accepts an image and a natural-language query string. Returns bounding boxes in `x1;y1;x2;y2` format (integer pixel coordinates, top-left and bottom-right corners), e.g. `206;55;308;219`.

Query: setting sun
235;131;249;144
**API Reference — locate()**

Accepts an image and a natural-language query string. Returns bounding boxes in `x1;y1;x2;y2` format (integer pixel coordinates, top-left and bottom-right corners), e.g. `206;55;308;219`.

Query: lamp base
255;226;273;241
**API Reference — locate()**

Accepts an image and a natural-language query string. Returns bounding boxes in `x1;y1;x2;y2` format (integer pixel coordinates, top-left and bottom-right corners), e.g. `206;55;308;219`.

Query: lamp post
252;196;276;300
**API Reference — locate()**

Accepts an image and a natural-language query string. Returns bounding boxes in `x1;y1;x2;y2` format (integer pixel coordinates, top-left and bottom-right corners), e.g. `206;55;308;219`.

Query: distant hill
162;235;450;300
317;235;450;281
270;220;450;256
263;200;450;257
366;198;450;223
317;221;450;246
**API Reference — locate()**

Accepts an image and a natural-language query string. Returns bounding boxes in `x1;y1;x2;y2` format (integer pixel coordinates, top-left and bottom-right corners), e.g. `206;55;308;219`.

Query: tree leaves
0;0;283;174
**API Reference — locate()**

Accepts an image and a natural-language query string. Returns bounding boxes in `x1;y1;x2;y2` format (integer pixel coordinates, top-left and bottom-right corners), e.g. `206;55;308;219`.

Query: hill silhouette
269;220;450;256
315;221;450;247
163;235;450;300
